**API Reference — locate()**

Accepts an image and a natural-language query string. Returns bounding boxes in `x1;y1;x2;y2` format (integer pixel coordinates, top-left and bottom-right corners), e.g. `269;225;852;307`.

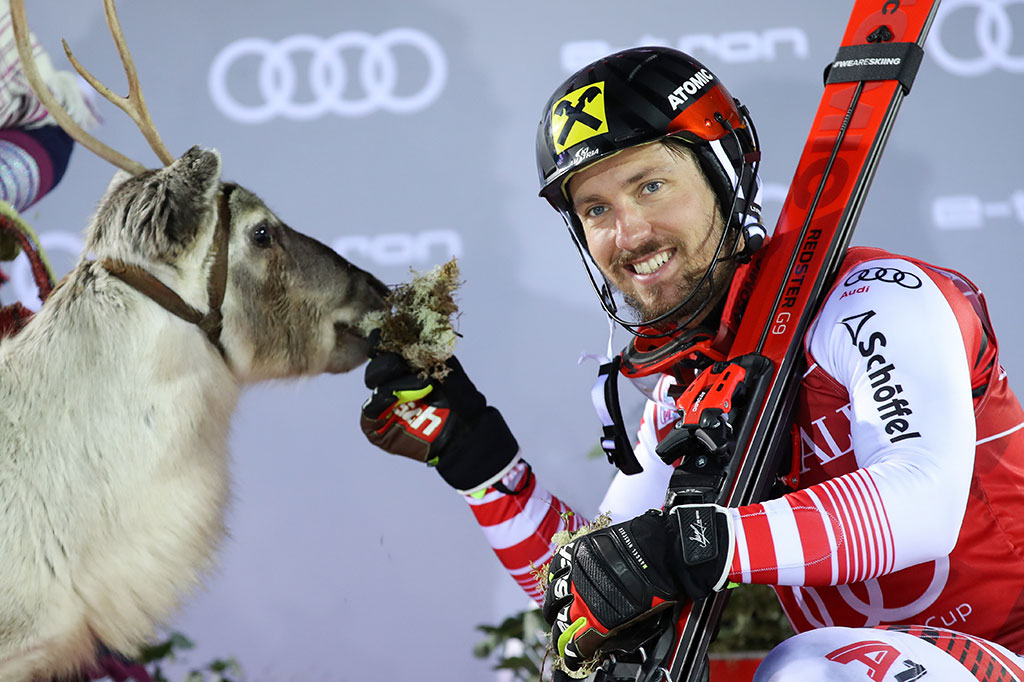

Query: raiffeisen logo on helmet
667;68;715;111
551;81;609;154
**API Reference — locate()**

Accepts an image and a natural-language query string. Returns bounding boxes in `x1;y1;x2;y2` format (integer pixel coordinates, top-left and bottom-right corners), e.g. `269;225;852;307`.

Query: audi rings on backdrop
931;0;1024;76
209;29;448;123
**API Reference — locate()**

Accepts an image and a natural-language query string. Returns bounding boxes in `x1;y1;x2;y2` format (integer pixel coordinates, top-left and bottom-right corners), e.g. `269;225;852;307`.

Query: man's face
568;141;732;323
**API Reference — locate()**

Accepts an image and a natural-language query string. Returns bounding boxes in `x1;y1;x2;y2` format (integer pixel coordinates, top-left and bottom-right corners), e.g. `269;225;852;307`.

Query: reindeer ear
117;146;222;260
87;146;224;261
154;145;222;247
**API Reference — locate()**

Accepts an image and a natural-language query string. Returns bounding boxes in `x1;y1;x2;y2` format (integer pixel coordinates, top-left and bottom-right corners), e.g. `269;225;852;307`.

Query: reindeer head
88;148;389;380
216;182;389;379
13;0;388;381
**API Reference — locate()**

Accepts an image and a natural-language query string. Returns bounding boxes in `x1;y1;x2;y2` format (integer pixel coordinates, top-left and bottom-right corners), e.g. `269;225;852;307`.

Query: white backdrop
8;1;1024;679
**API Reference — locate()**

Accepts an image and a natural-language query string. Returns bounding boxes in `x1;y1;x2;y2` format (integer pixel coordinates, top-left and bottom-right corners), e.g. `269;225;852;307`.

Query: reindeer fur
0;146;385;680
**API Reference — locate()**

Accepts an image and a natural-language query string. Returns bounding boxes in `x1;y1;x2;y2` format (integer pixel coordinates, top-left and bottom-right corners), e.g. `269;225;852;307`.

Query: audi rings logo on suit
209;28;448;123
844;267;924;289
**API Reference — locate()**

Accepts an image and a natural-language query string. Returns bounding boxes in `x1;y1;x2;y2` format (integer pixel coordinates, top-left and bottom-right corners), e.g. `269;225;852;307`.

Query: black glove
360;350;519;493
542;506;733;672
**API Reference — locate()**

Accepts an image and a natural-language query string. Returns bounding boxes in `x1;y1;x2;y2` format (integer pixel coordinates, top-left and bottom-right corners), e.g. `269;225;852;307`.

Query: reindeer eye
251;221;273;248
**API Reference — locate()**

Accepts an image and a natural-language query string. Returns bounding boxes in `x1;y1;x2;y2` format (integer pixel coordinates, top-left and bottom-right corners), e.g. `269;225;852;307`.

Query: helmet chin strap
712;105;767;264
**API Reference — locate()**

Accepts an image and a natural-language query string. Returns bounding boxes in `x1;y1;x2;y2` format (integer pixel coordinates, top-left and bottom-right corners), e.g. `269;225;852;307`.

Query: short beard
615;215;741;326
622;255;736;325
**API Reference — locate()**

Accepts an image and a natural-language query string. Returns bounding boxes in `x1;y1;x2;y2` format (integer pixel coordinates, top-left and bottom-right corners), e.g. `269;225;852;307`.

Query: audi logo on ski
840;311;921;444
930;0;1024;76
209;29;448;123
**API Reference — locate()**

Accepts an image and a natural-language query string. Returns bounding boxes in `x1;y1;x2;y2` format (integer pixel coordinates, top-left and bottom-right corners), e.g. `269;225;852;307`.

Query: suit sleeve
726;258;976;586
461;396;678;603
462;460;588;603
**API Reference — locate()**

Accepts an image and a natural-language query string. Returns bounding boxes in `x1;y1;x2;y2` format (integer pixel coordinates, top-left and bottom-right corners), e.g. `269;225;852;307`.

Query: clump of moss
358;258;461;380
529;511;613;680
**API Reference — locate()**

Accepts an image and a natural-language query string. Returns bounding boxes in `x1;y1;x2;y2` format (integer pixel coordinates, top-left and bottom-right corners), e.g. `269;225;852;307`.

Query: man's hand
541;506;733;672
360;349;519;494
361;351;460;463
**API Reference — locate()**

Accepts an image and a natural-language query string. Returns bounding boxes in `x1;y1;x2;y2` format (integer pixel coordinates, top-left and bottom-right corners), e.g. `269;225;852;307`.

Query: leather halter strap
101;186;234;358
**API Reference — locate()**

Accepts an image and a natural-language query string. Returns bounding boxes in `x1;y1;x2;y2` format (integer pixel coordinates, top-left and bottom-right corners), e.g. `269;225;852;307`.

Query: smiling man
568;139;734;323
359;47;1024;680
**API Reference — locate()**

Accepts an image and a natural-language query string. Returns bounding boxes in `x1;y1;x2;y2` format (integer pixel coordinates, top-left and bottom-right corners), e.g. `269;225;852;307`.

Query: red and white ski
622;2;944;681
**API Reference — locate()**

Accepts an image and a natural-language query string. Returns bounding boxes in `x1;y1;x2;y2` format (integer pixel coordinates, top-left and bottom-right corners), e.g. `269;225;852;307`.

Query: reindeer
0;2;388;679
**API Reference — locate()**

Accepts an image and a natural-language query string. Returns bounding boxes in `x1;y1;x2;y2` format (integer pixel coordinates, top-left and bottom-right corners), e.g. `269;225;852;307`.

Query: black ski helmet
535;46;766;334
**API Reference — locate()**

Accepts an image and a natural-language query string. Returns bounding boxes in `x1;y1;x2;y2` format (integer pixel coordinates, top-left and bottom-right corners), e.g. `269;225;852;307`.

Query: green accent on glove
394;385;433;403
469;489;487;500
558;617;588;657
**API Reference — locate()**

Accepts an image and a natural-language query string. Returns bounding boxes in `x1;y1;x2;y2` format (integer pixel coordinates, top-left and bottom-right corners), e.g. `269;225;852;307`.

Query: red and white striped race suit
466;247;1024;652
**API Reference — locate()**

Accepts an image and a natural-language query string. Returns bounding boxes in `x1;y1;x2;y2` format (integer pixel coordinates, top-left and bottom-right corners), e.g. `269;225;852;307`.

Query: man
361;47;1024;680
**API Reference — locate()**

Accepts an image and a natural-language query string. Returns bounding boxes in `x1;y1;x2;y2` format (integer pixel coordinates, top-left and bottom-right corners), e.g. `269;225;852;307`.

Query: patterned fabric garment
466;461;584;602
0;3;98;131
464;246;1024;657
0;126;72;210
0;1;96;210
749;248;1024;648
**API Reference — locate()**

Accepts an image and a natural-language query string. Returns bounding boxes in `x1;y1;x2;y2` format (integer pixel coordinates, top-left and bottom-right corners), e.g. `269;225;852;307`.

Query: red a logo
826;640;900;681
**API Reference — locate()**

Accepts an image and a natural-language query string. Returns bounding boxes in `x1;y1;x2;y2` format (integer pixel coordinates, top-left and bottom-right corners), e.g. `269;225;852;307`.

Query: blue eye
643;181;663;194
586;205;608;218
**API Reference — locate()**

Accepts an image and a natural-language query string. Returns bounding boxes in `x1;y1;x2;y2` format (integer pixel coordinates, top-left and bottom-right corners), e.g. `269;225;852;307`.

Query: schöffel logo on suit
209;29;448;123
560;27;809;72
840;311;922;444
930;0;1024;76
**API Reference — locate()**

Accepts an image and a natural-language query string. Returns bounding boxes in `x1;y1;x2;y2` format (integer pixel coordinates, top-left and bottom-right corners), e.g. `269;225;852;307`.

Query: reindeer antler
10;0;174;175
